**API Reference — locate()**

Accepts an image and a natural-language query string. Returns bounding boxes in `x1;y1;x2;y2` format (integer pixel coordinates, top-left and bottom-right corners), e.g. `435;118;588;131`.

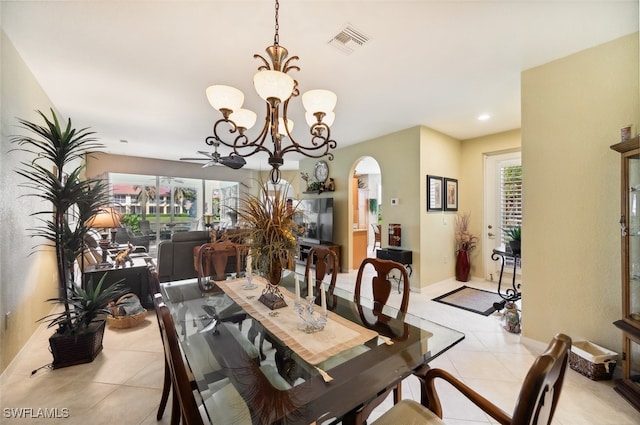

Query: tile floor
1;270;639;424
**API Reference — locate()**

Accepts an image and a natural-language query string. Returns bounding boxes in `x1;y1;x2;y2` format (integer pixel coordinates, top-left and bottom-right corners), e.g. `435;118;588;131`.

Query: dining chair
146;264;173;423
372;333;572;425
345;257;411;424
156;295;258;425
156;297;206;424
371;223;382;252
151;292;181;425
304;246;338;306
195;240;241;292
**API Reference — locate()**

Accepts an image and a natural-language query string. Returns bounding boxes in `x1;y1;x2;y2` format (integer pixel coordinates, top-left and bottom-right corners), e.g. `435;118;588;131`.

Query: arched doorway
350;157;381;270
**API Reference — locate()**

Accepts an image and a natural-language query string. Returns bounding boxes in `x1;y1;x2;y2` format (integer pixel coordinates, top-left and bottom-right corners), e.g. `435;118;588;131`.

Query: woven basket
568;341;617;380
107;293;147;329
107;309;147;329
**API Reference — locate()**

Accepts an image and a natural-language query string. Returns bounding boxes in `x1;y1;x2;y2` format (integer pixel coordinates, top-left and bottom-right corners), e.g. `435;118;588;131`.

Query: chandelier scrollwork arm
203;0;337;184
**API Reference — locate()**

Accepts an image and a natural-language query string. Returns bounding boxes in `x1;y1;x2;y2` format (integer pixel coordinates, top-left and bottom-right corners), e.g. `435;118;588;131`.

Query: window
499;164;522;245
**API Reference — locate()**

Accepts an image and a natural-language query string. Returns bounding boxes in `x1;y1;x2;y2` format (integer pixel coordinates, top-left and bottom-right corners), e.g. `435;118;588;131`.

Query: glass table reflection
160;270;464;425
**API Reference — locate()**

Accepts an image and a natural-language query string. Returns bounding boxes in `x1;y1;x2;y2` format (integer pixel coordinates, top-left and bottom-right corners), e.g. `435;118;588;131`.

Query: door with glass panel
483;151;522;282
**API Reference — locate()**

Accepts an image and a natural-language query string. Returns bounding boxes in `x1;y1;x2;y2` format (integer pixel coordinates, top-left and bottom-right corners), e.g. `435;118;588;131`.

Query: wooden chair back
196;240;241;291
354;257;410;314
372;224;382;251
512;333;571;424
155;296;204;425
304;246;338;304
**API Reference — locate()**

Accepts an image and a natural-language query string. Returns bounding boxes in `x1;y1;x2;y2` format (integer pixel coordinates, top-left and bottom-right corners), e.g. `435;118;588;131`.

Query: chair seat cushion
372;400;444;425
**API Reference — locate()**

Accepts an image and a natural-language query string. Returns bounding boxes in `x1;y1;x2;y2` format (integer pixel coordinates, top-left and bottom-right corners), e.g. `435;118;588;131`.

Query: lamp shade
253;70;294;103
278;117;294;135
302;89;337;115
305;111;335;128
86;207;121;229
230;108;257;130
206;85;244;112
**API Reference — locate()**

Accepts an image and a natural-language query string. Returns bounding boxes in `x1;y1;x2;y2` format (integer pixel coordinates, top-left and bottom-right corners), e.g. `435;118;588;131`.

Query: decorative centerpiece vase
455;249;471;282
232;178;301;310
259;259;287;310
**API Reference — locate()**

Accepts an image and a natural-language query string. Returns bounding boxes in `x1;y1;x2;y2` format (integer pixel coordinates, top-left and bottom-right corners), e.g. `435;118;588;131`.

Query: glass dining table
160;270;464;425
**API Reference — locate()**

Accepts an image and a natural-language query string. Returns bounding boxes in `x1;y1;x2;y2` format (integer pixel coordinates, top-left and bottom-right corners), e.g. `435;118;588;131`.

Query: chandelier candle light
204;0;337;184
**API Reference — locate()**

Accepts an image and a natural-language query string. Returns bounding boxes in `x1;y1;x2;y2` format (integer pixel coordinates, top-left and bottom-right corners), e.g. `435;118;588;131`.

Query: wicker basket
568;340;617;380
107;293;147;329
107;309;147;329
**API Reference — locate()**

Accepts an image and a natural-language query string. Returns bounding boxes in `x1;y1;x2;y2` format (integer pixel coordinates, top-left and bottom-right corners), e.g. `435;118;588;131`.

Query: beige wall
300;127;427;287
0;31;59;373
460;129;521;279
419;126;462;285
521;33;639;351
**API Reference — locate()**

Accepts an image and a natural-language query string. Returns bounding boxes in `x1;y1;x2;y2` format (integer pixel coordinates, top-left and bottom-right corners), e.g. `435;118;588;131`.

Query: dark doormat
432;286;504;316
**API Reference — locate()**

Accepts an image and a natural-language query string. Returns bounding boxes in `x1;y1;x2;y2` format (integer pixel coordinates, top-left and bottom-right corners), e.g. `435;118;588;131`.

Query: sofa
115;226;150;252
157;231;210;282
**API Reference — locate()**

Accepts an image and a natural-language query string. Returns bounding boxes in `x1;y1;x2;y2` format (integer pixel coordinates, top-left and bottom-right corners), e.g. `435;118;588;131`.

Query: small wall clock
314;160;329;183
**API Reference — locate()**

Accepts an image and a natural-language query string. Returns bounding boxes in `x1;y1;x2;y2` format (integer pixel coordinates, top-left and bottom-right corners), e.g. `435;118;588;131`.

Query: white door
483;151;522;281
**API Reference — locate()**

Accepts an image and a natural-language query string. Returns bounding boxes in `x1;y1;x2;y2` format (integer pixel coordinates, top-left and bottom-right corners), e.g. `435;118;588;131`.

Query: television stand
297;239;341;273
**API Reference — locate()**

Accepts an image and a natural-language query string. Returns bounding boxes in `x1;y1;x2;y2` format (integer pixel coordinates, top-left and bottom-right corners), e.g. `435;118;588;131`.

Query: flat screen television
294;198;334;244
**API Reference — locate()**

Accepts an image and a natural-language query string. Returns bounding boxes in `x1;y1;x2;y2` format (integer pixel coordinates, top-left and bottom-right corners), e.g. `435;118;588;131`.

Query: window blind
500;165;522;245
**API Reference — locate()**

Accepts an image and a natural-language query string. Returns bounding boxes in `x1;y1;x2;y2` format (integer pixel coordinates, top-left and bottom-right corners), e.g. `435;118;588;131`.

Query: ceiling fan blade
180;157;209;161
202;161;223;169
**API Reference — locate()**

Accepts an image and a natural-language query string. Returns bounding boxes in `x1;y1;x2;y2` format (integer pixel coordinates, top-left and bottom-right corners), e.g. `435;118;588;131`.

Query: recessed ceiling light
477;114;491;121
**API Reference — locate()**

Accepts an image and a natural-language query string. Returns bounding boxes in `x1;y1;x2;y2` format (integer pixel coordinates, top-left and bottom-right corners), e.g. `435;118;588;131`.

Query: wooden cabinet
612;136;640;411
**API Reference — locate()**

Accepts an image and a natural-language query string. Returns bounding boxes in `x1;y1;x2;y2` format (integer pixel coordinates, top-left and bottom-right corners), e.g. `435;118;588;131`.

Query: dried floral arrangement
454;212;479;252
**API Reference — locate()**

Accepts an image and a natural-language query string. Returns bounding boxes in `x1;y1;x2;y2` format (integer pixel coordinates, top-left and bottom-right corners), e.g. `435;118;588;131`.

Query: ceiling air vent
328;25;370;55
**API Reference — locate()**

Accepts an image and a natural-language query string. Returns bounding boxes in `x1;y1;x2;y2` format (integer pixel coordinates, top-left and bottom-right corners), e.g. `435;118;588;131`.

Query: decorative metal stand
258;284;287;310
294;296;328;333
491;247;522;311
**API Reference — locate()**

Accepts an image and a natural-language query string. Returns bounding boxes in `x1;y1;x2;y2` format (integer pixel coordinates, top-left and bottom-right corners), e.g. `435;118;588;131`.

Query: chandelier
204;0;337;184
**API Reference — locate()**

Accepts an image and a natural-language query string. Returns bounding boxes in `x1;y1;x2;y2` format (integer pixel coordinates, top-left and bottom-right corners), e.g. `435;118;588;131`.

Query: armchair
115;226;149;251
372;333;572;425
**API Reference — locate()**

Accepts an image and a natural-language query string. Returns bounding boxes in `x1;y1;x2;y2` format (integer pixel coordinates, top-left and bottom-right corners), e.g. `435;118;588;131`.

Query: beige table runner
215;277;378;365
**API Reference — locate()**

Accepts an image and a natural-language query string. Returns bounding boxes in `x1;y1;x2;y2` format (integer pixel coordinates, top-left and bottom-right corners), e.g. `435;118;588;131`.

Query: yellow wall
521;33;639;350
0;31;59;373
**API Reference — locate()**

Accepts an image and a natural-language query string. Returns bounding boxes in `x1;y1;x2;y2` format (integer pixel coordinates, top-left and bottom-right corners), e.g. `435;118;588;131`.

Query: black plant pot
509;240;521;255
49;320;106;369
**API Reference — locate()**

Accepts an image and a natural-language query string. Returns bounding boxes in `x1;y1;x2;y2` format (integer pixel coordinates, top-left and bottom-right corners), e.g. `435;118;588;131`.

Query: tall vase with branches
454;212;478;282
11;109;116;335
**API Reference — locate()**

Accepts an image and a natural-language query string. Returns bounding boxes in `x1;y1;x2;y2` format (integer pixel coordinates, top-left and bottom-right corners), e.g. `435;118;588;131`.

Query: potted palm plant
503;225;522;255
11;109;123;368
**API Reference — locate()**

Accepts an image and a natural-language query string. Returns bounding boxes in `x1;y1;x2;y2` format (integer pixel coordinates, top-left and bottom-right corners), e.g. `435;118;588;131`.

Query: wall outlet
390;198;399;205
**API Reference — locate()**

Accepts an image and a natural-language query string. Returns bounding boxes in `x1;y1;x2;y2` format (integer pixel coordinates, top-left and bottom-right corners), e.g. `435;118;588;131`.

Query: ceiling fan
180;141;246;170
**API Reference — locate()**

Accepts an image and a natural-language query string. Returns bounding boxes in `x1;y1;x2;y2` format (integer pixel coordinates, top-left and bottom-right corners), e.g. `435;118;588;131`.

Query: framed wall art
444;178;458;211
427;175;443;211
